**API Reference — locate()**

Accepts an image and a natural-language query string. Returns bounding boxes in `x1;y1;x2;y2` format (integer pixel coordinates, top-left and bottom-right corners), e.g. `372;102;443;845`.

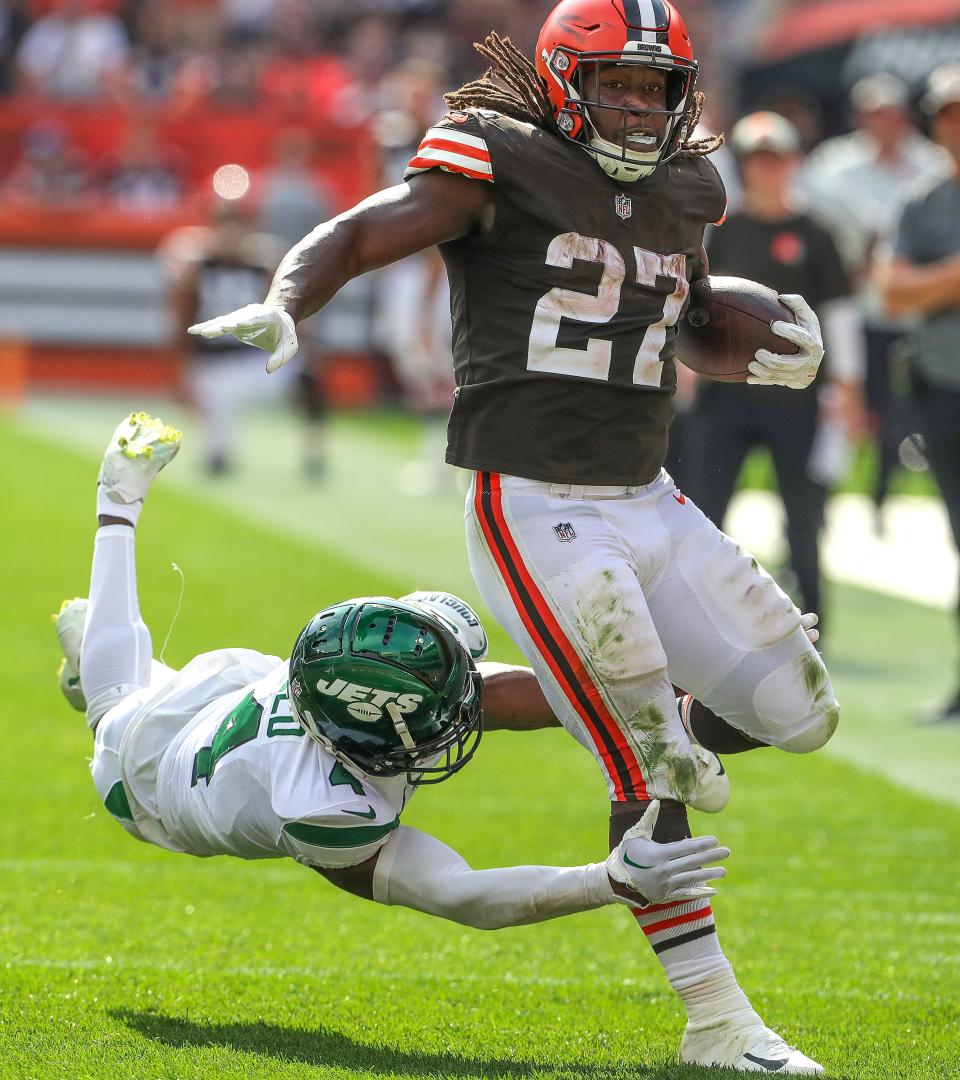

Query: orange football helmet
535;0;699;181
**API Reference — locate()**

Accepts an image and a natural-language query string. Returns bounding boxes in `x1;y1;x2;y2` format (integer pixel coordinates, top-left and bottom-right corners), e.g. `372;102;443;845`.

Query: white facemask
587;131;660;181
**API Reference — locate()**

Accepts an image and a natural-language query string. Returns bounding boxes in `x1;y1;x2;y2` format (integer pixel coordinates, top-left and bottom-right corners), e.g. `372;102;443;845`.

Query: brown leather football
675;276;799;382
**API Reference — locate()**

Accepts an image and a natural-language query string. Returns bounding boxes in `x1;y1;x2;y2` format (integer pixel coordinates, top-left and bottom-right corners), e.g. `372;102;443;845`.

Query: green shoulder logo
341;806;377;820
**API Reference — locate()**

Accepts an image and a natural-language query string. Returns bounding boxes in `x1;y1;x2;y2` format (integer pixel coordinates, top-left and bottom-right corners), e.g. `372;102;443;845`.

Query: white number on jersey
526;233;688;388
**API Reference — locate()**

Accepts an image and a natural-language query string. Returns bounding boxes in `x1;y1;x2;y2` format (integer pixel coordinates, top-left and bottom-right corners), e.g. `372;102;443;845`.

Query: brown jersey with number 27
405;109;726;486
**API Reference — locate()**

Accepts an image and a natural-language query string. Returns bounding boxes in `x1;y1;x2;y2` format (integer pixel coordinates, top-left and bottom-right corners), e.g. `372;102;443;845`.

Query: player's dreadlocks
680;91;725;158
444;33;724;159
445;33;557;130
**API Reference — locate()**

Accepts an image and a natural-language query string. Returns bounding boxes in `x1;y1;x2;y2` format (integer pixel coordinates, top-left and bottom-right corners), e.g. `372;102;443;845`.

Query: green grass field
2;404;959;1080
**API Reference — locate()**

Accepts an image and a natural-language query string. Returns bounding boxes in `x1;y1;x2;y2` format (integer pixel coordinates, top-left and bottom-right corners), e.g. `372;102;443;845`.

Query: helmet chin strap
587;132;659;181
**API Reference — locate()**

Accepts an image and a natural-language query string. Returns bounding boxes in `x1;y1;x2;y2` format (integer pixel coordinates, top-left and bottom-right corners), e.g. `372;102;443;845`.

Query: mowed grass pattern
1;415;959;1080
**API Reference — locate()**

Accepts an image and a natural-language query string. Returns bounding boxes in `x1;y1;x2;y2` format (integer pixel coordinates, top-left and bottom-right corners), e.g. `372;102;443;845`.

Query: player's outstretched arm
187;172;492;373
479;662;561;731
315;805;727;931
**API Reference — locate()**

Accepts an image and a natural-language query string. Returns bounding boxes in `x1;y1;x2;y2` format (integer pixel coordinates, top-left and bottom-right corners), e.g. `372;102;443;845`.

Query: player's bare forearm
478;663;561;731
264;174;492;324
876;254;960;317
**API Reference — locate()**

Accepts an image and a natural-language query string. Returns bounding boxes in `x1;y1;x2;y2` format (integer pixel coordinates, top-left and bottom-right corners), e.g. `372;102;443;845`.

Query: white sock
632;899;761;1031
81;524;153;727
96;483;143;527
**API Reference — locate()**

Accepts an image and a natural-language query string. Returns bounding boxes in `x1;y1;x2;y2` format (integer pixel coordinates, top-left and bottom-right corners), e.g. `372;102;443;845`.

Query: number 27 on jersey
527;233;688;389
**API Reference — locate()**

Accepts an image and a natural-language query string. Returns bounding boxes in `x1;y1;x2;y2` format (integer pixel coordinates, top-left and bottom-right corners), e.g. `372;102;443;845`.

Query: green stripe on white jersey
108;656;414;868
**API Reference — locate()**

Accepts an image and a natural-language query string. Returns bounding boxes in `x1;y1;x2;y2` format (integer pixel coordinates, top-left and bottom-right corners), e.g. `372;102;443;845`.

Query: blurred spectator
212;39;267;105
121;4;187;101
15;0;129;99
679;112;865;639
373;58;455;494
4;120;89;204
256;127;331;244
799;74;950;527
875;63;960;723
98;120;185;212
256;127;335;480
0;1;30;95
755;85;825;153
163;186;282;475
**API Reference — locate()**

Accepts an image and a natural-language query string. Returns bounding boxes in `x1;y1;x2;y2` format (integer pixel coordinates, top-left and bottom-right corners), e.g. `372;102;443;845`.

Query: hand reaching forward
188;303;299;373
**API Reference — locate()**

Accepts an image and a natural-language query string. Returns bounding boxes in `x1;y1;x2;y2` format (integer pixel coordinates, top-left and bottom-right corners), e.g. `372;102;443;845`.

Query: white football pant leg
647;482;839;754
467;473;695;803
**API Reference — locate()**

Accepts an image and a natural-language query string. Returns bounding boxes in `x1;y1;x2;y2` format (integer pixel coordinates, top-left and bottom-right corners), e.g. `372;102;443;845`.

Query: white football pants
467;470;839;803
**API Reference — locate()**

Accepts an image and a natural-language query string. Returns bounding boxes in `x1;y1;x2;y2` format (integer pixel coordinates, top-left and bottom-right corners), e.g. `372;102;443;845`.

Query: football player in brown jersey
188;1;832;1073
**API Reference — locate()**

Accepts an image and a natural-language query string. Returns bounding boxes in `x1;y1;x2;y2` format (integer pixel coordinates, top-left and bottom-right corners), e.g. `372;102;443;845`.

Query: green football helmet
288;598;483;785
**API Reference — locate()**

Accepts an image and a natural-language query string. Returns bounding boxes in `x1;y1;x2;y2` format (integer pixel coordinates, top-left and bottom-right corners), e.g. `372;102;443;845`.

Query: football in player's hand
675;276;799;382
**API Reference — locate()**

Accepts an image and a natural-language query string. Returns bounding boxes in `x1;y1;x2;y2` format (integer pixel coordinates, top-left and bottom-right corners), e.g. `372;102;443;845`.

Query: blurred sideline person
373;59;457;495
257;128;336;480
15;0;129;100
680;112;865;639
163;191;284;475
184;2;838;1070
54;413;728;939
875;64;960;724
799;75;949;527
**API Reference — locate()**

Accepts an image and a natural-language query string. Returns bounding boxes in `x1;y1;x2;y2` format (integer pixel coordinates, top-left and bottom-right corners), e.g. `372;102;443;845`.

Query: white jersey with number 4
91;649;412;869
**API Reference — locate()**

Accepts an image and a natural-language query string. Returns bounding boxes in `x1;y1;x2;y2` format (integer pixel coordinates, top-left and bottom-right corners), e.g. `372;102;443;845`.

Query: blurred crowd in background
1;0;960;713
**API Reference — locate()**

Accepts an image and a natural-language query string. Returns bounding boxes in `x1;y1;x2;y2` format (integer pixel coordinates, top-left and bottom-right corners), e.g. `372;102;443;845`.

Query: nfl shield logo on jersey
553;522;576;542
615;193;632;220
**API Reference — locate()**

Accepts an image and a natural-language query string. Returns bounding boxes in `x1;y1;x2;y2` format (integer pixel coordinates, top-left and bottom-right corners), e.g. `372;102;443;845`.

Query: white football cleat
98;412;181;507
54;597;87;713
679;694;731;813
680;1022;825;1075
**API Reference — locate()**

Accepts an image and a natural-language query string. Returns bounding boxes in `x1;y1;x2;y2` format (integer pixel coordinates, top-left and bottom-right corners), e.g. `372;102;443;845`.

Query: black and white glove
748;293;824;390
605;800;729;907
188;303;299;373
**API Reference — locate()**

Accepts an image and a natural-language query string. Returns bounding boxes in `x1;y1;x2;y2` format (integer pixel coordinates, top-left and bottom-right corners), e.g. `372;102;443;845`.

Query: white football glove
605;800;729;907
187;303;299;374
747;293;824;390
801;611;820;645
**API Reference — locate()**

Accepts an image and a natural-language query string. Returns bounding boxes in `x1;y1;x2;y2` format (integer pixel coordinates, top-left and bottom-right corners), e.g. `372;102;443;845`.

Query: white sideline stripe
725;490;958;611
424;127;489;151
410;147;493;174
7;958;951;993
